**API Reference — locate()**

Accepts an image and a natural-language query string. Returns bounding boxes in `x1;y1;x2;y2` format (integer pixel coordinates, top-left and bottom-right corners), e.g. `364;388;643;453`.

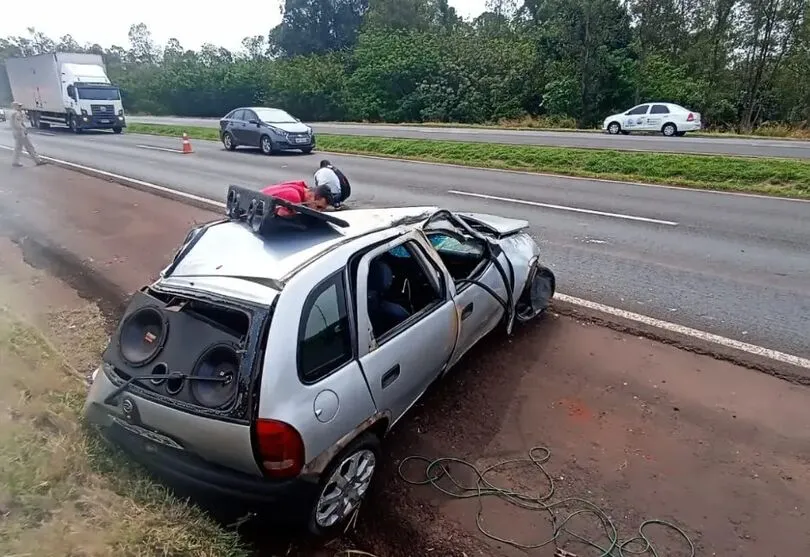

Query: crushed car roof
166;206;439;285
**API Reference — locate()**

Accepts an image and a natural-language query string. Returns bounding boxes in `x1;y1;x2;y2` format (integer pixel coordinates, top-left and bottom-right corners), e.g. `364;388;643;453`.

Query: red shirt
261;181;310;216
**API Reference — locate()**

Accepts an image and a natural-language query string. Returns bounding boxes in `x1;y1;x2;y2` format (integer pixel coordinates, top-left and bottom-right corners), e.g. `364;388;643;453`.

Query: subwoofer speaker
103;290;246;409
225;185;351;236
190;343;240;408
118;306;168;367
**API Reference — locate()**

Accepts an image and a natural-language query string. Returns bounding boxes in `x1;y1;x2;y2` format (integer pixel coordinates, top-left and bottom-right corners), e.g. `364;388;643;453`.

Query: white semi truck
5;52;126;133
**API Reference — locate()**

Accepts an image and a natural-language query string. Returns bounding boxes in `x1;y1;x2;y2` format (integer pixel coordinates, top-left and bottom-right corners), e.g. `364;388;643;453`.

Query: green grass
128;123;810;199
0;304;251;557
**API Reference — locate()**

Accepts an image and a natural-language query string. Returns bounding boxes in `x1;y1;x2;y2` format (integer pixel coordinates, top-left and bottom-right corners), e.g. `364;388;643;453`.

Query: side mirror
67;85;76;99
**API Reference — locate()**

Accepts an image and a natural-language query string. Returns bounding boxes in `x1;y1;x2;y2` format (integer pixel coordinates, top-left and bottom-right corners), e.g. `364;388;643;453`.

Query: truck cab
63;63;126;133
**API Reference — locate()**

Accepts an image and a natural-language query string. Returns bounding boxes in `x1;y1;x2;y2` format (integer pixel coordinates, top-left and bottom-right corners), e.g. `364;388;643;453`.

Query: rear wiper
104;371;229;406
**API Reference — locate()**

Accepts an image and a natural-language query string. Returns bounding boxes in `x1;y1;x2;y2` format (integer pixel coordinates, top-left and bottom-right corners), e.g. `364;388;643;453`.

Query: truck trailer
5;52;126;133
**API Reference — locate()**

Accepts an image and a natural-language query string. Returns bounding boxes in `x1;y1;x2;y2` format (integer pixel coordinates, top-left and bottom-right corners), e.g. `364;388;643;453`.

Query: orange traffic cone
181;132;193;154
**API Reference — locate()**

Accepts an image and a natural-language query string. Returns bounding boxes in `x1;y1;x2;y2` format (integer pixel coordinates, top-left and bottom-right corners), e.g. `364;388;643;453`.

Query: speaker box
103;290;244;410
226;184;350;237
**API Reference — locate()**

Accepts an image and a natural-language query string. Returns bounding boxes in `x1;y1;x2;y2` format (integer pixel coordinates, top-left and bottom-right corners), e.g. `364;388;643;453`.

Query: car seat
368;259;410;336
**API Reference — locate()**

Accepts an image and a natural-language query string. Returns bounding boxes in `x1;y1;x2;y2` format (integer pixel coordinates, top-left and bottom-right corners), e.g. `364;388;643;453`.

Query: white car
602;103;702;137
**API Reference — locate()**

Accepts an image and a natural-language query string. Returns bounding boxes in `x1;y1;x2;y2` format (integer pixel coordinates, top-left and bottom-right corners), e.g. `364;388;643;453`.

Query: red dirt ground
2;160;808;557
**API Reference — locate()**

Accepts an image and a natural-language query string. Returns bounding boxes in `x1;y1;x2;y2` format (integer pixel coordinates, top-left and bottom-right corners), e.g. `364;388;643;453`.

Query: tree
269;0;369;57
365;0;459;31
127;23;158;65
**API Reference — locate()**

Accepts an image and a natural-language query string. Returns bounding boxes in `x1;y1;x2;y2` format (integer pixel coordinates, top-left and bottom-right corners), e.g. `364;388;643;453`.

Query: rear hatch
84;219;283;476
85;281;274;476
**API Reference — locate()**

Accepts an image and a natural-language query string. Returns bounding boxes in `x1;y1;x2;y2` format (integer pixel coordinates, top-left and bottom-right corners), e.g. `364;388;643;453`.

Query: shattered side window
428;234;484;257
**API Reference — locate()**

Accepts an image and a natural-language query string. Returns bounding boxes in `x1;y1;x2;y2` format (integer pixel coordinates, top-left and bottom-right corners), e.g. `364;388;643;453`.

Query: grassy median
128;123;810;199
0;304;250;557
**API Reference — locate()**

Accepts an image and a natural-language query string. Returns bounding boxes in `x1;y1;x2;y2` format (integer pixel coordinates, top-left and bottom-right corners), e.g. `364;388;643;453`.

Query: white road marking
136;144;184;153
2;146;808;371
556;293;810;370
448;190;679;226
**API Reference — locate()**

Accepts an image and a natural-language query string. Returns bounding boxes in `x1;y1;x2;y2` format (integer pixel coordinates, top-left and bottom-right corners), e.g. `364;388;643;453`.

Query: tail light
254;418;305;479
687;113;695;122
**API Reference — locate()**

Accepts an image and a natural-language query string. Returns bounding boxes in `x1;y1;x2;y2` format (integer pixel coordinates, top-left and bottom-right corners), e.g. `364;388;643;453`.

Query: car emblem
121;397;135;420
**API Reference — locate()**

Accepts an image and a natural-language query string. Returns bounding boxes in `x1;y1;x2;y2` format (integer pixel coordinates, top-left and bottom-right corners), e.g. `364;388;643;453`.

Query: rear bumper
83;369;319;523
93;417;319;521
679;121;702;132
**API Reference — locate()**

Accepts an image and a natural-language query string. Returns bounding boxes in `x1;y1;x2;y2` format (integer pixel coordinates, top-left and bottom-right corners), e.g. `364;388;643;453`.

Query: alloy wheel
314;449;377;528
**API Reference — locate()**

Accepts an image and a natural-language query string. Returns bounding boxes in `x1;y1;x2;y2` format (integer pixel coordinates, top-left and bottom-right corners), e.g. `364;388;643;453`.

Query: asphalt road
2;125;809;360
129;115;810;159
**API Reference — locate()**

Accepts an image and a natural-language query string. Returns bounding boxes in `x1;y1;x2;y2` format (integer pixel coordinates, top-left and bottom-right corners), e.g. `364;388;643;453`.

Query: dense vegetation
2;0;809;133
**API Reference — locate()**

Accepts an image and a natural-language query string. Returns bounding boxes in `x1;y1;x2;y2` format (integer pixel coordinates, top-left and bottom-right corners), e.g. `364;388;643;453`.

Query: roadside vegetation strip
0;304;250;557
127;123;810;199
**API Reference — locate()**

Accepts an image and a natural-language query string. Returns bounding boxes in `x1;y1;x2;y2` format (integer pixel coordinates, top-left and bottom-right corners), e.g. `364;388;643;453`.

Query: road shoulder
2;161;809;557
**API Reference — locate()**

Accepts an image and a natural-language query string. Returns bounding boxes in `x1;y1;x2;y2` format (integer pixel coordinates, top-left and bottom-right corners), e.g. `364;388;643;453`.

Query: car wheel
662;123;678;137
260;135;274;156
301;146;314;154
308;432;381;537
607;122;621;135
516;264;556;323
222;132;237;151
113;127;123;134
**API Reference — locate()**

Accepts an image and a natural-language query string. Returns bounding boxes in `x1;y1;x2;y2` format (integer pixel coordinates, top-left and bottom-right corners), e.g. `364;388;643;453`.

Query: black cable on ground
398;447;695;557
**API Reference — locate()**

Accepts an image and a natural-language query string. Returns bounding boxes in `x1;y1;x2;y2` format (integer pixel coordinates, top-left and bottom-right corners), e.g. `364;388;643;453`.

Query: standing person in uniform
317;160;351;209
10;102;45;168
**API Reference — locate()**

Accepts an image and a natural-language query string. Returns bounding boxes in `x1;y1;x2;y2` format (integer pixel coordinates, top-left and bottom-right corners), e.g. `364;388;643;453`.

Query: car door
241;109;262;147
646;104;670;130
228;109;248;143
355;231;457;425
623;104;650;130
421;224;508;369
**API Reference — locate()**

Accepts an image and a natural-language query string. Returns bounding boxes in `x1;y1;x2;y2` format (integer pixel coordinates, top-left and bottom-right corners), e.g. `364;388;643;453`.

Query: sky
1;0;488;52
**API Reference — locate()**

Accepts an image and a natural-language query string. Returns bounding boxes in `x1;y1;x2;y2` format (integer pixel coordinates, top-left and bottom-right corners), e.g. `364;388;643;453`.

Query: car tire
662;123;678;137
307;432;381;537
222;132;237;151
113;127;123;134
301;146;314;154
607;122;621;135
260;135;274;156
516;264;556;323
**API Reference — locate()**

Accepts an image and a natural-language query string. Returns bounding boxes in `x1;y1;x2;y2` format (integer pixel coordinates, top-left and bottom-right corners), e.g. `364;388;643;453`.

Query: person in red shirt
260;180;333;216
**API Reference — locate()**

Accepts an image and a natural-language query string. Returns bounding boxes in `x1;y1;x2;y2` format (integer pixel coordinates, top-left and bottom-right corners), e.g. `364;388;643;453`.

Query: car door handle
461;303;474;321
381;365;400;390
